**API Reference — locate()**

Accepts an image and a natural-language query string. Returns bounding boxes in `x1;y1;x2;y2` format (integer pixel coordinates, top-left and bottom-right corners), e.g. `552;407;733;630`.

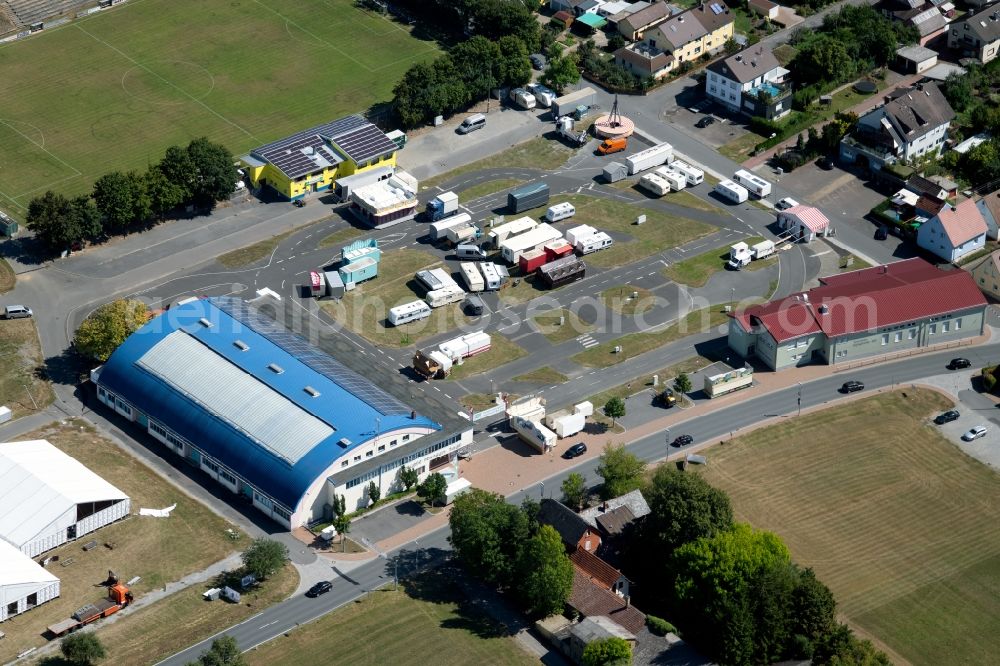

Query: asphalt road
158;338;999;665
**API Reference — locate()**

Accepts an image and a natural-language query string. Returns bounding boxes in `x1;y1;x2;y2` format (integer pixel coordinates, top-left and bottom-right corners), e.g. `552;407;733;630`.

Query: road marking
577;334;599;348
259;620;279;630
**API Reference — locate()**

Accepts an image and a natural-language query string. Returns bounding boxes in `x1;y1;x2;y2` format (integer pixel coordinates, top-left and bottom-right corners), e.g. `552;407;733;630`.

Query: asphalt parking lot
937;387;1000;469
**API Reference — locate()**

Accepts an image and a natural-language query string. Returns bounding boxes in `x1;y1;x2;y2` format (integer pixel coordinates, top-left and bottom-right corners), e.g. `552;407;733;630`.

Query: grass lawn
458;178;525;202
422;138;575;191
89;562;298;666
571;306;729;368
448;334;526;380
533;308;593;344
0;257;14;292
664;237;764;287
0;318;54;418
321;249;463;348
0;0;439;216
523;195;714;269
587;355;709;408
217;230;294;269
698;389;1000;666
610;181;721;214
840;254;873;272
601;284;655;316
245;568;537;666
0;419;245;665
511;366;569;384
773;44;798;67
317;225;363;249
461;393;503;411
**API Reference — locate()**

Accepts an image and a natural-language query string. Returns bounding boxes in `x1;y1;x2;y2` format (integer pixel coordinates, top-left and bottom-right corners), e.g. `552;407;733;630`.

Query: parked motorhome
715;179;749;204
388;300;432;326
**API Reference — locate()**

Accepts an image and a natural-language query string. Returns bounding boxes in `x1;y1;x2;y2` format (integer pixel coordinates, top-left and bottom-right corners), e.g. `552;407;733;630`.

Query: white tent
0;539;59;622
0;440;130;558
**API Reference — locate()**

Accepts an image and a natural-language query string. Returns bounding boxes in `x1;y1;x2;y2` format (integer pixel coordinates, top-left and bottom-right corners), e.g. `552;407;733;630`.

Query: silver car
962;426;988;441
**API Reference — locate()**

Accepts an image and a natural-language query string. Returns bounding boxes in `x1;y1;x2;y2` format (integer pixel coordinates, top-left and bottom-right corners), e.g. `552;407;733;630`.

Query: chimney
819;304;829;314
625;595;631;608
951;205;957;212
410;410;416;419
601;501;609;512
801;293;809;303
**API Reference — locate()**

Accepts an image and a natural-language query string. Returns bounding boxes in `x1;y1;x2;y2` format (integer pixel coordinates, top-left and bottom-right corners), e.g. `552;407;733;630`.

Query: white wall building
0;539;60;623
916;199;988;262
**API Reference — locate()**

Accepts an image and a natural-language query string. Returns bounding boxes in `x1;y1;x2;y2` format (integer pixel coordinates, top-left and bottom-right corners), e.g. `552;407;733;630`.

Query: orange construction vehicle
47;580;133;637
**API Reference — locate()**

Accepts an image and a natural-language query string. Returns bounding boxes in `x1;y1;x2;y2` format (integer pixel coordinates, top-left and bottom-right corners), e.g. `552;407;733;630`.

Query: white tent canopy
0;539;59;622
0;440;130;557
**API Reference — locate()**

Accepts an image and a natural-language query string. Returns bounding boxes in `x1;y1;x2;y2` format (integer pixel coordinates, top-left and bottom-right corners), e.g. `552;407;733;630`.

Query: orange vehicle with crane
47;573;133;638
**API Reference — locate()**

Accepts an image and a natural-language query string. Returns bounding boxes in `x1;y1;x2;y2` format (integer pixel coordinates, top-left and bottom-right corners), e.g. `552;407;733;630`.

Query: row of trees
449;489;573;618
27;137;238;252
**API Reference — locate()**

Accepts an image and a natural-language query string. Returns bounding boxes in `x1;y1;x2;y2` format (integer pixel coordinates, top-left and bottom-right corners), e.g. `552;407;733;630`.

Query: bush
750;116;782;137
646;615;678;637
983;366;997;392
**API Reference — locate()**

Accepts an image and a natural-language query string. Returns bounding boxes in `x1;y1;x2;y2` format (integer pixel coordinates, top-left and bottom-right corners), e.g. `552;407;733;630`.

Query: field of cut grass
458;178;525;202
587;355;710;408
447;334;526;380
245;567;536;666
0;318;54;418
217;230;294;269
0;0;439;216
0;257;14;292
699;389;1000;666
533;308;593;344
601;284;655;316
664;237;765;287
317;225;363;249
421;138;575;190
0;420;244;665
511;366;568;385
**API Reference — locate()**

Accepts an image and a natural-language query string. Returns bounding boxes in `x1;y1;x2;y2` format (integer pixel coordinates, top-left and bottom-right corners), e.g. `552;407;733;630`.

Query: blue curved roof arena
97;297;440;509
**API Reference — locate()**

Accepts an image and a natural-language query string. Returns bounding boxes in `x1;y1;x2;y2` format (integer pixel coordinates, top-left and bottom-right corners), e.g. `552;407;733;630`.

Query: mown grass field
0;318;54;418
699;389;1000;666
0;0;439;216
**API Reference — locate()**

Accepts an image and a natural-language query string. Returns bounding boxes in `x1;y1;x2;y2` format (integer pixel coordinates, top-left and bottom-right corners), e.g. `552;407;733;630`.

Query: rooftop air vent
818;305;829;314
267;363;284;374
304;386;320;397
198;318;212;328
233;340;249;351
338;437;352;448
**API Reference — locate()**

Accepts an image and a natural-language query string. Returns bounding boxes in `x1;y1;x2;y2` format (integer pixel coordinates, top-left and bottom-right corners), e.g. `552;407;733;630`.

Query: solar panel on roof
711;2;723;13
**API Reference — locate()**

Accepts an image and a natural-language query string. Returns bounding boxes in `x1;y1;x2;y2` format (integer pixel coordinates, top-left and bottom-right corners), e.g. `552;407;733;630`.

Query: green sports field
0;0;439;216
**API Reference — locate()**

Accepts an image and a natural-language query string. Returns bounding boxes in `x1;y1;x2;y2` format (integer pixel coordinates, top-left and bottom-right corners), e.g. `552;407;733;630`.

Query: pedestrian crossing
577;334;599;348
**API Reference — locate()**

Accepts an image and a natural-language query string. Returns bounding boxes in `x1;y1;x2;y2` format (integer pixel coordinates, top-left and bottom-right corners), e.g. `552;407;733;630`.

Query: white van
2;305;32;319
388;300;432;326
458;114;486;134
456;244;487;260
544;202;575;223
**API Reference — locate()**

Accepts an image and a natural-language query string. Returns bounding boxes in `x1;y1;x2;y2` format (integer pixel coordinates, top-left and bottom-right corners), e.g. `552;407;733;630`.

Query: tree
813;623;891;666
469;0;540;52
541;52;580;93
417;471;448;507
793;35;852;85
240;537;288;580
145;166;187;218
604;396;625;426
640;466;733;555
61;633;106;665
673;372;692;394
125;170;152;225
71;196;103;241
399;465;419;491
724;38;740;55
608;33;626;52
793;568;836;642
333;513;352;552
449;36;501;100
449;489;531;588
581;636;632;666
92;171;137;231
497;35;532;89
515;524;574;617
561;472;587;510
159;144;196;201
25;191;100;252
392;57;471;128
73;298;149;361
596;443;645;500
367;481;381;506
187;636;246;666
186;137;238;207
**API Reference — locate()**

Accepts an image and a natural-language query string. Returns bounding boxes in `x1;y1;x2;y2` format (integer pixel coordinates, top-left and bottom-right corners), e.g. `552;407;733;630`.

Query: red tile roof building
568;569;647;635
917;199;989;262
728;258;987;370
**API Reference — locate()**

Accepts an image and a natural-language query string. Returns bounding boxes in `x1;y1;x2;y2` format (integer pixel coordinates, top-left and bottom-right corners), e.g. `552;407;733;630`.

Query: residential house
550;0;584;12
572;548;631;598
575;0;606;16
907;173;950;200
578;489;651;538
616;1;672;40
617;2;734;78
928;175;959;199
877;0;948;45
568;569;647;634
728;258;988;370
840;83;955;172
777;205;830;242
970;249;1000;299
615;41;675;79
896;45;938;74
705;45;791;119
975;186;1000;239
566;617;637;664
916;198;989;261
948;7;1000;64
537;498;602;553
598;0;634;18
748;0;779;20
916;193;947;217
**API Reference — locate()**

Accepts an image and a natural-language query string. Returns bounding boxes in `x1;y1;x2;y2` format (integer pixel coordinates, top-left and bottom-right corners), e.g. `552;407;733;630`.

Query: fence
835;337;975;372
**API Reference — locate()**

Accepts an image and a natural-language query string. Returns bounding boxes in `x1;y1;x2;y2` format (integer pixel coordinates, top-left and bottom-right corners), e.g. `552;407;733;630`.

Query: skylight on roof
267;363;284;374
234;340;249;351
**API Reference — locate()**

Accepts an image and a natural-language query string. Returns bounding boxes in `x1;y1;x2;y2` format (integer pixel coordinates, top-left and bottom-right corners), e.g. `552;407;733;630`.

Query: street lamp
796;382;802;417
539;482;545;498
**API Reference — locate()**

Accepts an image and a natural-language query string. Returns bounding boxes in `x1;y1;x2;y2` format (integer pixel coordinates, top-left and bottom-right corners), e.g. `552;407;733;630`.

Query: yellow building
642;2;734;70
241;115;398;201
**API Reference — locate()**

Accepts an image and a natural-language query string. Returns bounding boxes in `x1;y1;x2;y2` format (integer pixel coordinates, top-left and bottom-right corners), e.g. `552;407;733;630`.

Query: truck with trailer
727;242;752;270
714;179;749;204
539;255;585;288
510;88;537;110
602;161;629;183
508;181;550;213
459;262;485;292
338;256;378;285
426;285;466;308
425;191;459;221
552;86;597;119
47;582;133;637
499;223;563;263
668;159;704;185
413;331;492;379
429;213;473;241
388;300;432;326
446;224;482;246
653;167;686;191
412;349;454;380
487;216;537;248
554;116;588;146
733;169;772;198
752;240;775;260
576;232;613;255
639;173;671;197
511;415;557;453
625;142;674;175
324;270;345;299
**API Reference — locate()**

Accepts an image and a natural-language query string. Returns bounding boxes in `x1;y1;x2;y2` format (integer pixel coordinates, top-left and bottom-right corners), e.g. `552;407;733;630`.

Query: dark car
934;410;960;425
948;357;971;370
841;380;864;393
529;53;547;70
818;156;835;170
293;199;306;208
874;225;888;241
306;581;332;597
670;434;693;448
563;442;587;459
695;115;715;128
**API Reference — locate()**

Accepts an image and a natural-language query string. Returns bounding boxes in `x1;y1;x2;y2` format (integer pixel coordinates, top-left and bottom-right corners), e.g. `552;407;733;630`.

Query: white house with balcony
705;45;790;119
